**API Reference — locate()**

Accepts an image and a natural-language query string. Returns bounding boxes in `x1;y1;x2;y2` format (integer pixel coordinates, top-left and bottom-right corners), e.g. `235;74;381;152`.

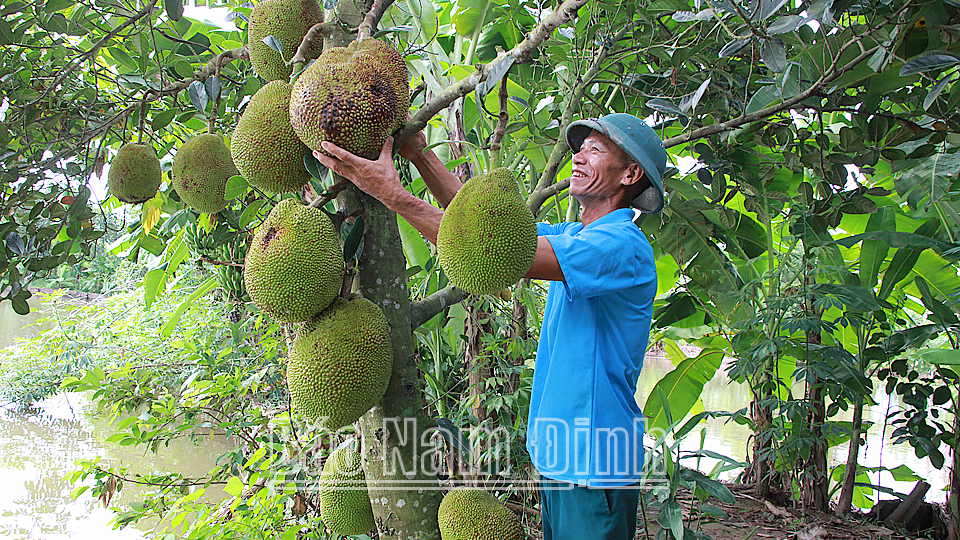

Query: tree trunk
802;379;829;512
837;395;864;514
349;191;444;539
949;396;960;540
504;281;528;397
464;299;493;487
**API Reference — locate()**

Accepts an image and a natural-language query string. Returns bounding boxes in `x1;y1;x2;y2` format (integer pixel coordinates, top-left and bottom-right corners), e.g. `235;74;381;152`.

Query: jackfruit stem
206;55;226;135
136;98;147;144
289;22;336;68
308;178;349;208
357;0;394;40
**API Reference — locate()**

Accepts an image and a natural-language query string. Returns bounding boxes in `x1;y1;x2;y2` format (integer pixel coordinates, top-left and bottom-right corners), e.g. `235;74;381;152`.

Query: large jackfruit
172;133;238;214
318;445;376;536
437;168;537;295
108;143;162;204
243;198;343;322
286;296;392;430
438;487;523;540
232;81;312;193
289;37;409;159
248;0;323;82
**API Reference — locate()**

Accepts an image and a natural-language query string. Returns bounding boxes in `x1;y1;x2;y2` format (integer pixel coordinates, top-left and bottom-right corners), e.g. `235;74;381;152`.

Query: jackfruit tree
7;0;960;538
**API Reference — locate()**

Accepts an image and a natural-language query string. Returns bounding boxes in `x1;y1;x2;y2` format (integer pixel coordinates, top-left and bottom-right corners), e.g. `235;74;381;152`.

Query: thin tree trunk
464;299;493;487
949;395;960;540
837;395;864;514
802;379;829;512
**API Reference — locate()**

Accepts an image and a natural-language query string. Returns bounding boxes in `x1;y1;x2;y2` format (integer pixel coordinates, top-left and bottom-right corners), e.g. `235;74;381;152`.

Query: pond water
0;299;235;540
636;353;950;503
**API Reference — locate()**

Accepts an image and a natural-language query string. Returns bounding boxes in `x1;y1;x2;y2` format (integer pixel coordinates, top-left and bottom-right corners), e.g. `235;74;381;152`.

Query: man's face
569;130;635;203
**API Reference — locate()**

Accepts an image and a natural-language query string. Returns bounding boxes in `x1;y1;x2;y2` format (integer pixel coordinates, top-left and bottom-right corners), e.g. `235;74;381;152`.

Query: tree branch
357;0;395;40
393;0;590;150
409;285;469;329
290;22;337;67
527;22;637;214
31;0;160;106
662;43;881;149
527;178;569;216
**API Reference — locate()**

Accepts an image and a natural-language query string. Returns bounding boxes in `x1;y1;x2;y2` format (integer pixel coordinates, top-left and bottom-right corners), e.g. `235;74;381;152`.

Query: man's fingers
380;136;394;159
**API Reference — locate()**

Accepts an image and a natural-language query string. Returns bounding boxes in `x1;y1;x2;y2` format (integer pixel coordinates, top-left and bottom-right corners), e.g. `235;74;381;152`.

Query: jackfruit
108;143;162;204
438;487;523;540
243;198;343;322
318;445;375;536
436;168;537;295
248;0;323;82
289;37;409;159
286;296;392;430
172;133;238;214
232;81;312;193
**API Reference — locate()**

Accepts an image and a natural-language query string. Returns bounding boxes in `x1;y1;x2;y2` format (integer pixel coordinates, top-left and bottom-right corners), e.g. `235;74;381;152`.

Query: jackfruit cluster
286;296;392;430
318;445;376;536
289;37;409;159
108;143;161;204
437;168;537;295
438;487;523;540
232;80;312;193
172;133;238;214
248;0;323;82
243;198;343;322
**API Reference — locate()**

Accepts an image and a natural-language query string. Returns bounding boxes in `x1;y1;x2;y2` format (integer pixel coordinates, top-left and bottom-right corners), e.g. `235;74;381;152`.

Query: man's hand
397;129;428;162
314;137;405;207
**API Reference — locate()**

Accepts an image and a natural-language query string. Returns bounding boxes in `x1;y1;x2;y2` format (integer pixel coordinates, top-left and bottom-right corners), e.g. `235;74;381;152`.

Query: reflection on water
0;297;235;540
637;353;950;503
0;393;234;540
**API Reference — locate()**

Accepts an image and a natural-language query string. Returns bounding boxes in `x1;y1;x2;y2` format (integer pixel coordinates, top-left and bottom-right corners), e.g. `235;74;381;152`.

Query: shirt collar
583;207;637;228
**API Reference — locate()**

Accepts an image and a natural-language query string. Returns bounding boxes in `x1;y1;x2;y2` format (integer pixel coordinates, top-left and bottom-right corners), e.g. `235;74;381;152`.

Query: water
0;299;234;540
636;352;949;503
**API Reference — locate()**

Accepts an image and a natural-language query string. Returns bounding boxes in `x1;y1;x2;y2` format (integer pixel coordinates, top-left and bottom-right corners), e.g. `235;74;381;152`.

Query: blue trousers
540;480;640;540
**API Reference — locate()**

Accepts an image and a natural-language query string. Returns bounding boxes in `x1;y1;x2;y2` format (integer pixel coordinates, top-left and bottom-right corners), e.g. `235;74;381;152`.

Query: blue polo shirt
526;208;656;487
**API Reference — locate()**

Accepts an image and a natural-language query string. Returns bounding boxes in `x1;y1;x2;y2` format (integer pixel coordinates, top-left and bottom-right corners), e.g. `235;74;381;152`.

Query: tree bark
802;380;830;512
837;395;864;514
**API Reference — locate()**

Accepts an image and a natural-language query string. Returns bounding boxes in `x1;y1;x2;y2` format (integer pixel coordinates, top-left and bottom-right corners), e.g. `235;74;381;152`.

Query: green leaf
924;72;955;110
760;38;786;72
647;98;686;117
680;468;736;503
718;37;751;57
745;85;779;115
900;52;960;76
894;152;960;210
836;230;951;252
767;14;803;34
204;76;221;101
188;80;208;112
397;215;430;269
858;206;893;290
143;267;165;309
759;0;789;19
151;109;177;131
43;0;74;11
262;35;283;54
10;297;29;315
224;175;248;200
223;476;244;498
240;199;267;229
914;276;958;325
878;219;940;300
342;215;365;262
303;152;328;182
811;283;883;312
160;277;217;337
657;499;684;540
164;0;184;21
918;349;960;365
642;350;723;433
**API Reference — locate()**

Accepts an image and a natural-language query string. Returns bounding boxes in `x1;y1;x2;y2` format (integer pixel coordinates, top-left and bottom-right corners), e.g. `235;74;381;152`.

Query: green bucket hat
565;113;668;213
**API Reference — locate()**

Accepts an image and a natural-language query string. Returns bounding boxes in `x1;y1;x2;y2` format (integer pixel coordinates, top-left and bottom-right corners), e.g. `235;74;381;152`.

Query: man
315;113;668;540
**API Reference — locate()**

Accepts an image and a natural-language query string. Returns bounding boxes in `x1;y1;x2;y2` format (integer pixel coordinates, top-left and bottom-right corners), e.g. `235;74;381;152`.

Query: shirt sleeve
537;222;566;236
542;223;654;300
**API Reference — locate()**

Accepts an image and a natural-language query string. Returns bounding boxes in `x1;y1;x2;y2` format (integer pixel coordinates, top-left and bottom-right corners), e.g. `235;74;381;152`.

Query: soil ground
517;486;942;540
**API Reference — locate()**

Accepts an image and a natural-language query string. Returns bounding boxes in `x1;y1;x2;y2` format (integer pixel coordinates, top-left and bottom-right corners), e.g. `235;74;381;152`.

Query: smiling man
314;113;668;540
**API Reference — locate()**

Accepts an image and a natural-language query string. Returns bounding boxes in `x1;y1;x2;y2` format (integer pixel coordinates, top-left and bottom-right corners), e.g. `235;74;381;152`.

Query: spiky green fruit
248;0;323;82
287;296;392;430
243;198;343;322
289;37;409;159
172;133;238;214
437;168;537;295
232;81;312;193
108;143;162;204
438;487;523;540
318;445;376;536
